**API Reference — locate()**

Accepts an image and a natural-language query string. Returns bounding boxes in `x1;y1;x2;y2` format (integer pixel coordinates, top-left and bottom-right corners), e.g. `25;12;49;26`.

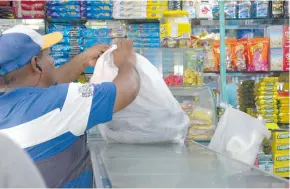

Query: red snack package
0;1;10;6
233;39;248;72
247;38;270;72
283;46;290;71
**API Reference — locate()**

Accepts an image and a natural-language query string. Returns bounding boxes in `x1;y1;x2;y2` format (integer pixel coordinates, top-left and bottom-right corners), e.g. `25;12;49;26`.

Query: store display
113;0;147;19
224;1;237;19
196;1;213;19
251;1;270;18
238;80;255;114
0;1;14;19
271;0;284;18
46;1;81;19
238;1;251;19
182;0;198;19
183;50;204;86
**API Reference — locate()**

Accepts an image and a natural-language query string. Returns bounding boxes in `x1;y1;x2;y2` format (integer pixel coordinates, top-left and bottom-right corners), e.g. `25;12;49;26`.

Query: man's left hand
82;44;110;68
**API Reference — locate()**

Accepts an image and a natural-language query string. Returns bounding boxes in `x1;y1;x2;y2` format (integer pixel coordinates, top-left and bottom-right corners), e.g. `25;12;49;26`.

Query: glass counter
87;137;289;188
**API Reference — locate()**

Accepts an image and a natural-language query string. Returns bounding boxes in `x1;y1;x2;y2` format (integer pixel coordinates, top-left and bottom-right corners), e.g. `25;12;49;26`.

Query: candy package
204;47;218;72
54;58;70;66
21;10;45;18
47;0;80;6
237;29;254;39
81;0;112;6
20;1;45;11
127;23;159;30
127;32;160;38
49;23;84;31
233;39;247;72
51;45;82;53
132;38;160;43
133;42;160;48
59;37;83;45
81;5;112;12
213;39;236;72
51;52;72;59
247;38;269;72
82;38;112;46
82;12;112;19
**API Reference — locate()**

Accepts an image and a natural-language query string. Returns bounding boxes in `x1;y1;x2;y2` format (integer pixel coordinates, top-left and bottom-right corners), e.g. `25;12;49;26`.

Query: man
0;134;46;188
0;25;140;188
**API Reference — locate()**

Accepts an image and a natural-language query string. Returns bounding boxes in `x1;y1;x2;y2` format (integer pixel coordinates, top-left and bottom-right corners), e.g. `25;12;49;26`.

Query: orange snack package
233;39;248;72
247;38;270;72
213;39;236;72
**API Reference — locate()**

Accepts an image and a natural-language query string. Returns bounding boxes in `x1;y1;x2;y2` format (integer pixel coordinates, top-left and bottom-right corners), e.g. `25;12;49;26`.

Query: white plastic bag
208;105;271;166
90;45;190;143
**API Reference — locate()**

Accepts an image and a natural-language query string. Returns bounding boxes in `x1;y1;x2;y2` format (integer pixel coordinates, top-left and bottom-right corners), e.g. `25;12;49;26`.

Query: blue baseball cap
0;25;63;75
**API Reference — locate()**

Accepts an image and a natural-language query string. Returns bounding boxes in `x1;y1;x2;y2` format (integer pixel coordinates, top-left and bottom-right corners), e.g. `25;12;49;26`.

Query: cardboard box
267;25;283;48
273;153;290;166
272;131;290;144
270;48;283;71
273;165;290;178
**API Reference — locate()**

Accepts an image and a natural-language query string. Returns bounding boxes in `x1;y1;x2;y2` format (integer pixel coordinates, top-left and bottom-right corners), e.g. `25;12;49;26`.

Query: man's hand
113;40;136;68
82;44;110;68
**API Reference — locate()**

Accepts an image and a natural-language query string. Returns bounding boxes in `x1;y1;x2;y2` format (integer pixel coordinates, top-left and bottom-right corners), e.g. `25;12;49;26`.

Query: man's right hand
113;39;136;68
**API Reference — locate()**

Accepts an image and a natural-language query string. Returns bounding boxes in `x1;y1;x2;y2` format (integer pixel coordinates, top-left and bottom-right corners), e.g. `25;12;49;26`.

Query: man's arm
55;45;109;84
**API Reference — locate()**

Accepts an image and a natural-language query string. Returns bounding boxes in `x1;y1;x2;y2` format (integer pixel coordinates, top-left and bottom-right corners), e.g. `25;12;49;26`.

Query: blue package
224;2;237;19
54;58;70;66
51;45;81;52
252;1;269;18
238;1;251;18
132;38;160;43
133;42;160;48
236;29;254;39
81;28;111;37
127;32;160;38
81;12;112;19
46;5;81;12
51;52;71;59
80;0;113;6
48;24;84;31
127;23;159;30
81;5;112;12
82;37;112;46
47;11;81;18
47;0;80;6
48;29;81;37
212;4;219;19
58;37;83;45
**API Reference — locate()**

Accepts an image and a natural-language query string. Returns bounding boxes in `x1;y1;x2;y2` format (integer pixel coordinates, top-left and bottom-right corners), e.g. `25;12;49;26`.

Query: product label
275;167;290;173
276;156;290;162
277;133;290;139
277;144;290;151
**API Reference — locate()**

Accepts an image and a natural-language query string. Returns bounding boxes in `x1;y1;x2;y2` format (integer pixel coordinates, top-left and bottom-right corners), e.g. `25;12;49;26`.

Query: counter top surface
88;138;289;188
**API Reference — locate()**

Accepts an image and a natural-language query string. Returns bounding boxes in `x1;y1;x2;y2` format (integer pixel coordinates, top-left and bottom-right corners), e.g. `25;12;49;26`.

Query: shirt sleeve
60;82;116;136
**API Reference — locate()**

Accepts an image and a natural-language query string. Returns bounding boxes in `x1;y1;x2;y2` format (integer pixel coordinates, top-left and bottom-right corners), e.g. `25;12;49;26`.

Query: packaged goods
273;153;290;167
47;0;80;6
267;25;283;49
182;0;198;18
252;1;269;18
81;5;112;12
273;165;290;178
47;5;80;12
168;0;182;10
238;1;251;18
196;1;213;19
247;38;270;72
81;28;111;37
47;11;81;18
272;131;290;144
224;1;237;19
82;12;112;19
259;161;274;174
271;0;284;18
233;39;247;72
81;0;112;6
147;0;168;6
213;39;236;72
272;143;290;154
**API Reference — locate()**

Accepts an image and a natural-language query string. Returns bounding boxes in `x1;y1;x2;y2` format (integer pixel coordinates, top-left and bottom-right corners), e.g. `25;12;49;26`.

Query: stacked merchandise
13;1;45;18
182;98;215;142
46;1;81;19
238;80;255;115
0;1;14;19
48;24;84;67
127;23;160;48
146;0;168;19
283;26;290;71
271;130;290;178
213;38;270;72
251;0;269;18
182;0;198;19
257;141;273;175
113;0;147;19
81;28;112;51
81;0;113;19
277;92;289;125
255;77;279;127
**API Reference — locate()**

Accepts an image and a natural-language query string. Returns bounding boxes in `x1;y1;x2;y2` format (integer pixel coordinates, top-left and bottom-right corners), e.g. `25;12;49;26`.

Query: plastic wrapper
47;11;81;18
49;24;84;31
47;5;80;12
247;38;269;72
81;28;111;37
114;0;146;6
81;5;112;12
59;37;83;45
224;1;237;19
48;30;81;37
233;39;247;72
51;52;72;59
82;38;112;46
252;1;269;18
213;39;236;72
47;0;80;6
81;0;112;6
51;45;82;53
131;38;160;43
271;1;284;18
238;1;251;18
128;32;159;38
82;12;112;19
128;23;159;30
20;1;45;11
147;0;168;6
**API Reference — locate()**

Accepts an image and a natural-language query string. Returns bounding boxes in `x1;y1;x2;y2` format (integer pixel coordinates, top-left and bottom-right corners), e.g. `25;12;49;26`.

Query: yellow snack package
272;131;289;144
255;91;278;96
257;104;278;110
273;165;290;178
256;99;277;106
255;86;277;92
272;143;290;154
273;154;290;166
256;95;278;100
279;107;289;113
147;0;168;6
266;123;279;130
258;109;278;114
260;77;279;82
256;82;278;87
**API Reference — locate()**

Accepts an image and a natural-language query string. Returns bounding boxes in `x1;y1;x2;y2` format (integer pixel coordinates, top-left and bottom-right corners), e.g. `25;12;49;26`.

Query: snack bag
247;38;270;72
233;39;247;72
213;39;236;72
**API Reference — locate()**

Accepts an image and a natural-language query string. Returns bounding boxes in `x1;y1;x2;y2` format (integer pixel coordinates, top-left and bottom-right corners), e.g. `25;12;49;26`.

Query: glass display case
87;139;289;188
